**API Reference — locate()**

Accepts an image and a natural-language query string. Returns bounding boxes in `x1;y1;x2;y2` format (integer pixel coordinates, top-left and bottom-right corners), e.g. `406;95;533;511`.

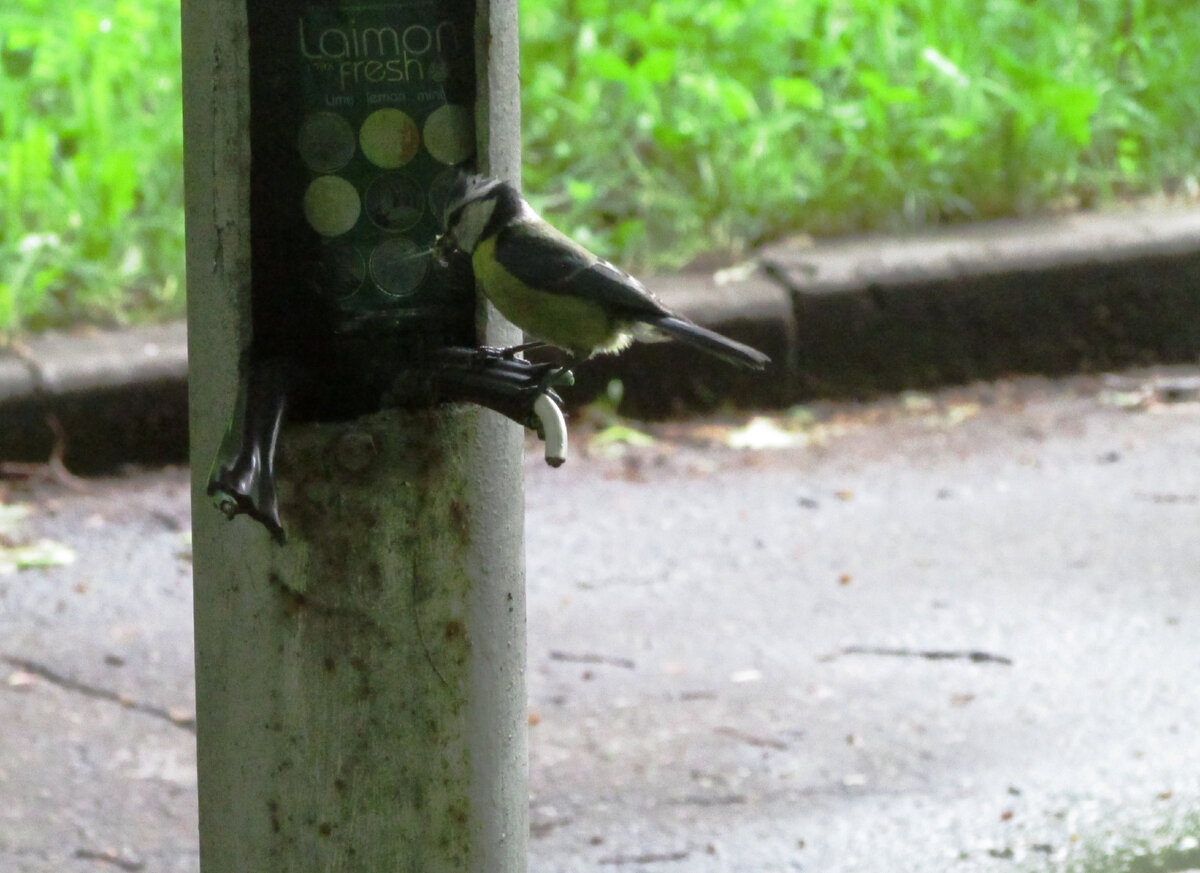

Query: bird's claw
474;340;548;362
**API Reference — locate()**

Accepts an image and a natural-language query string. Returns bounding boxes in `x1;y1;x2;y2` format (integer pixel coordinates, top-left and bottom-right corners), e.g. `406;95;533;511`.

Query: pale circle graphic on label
364;173;424;232
303;175;361;237
423;104;474;165
298;111;356;173
360;108;420;169
370;237;428;297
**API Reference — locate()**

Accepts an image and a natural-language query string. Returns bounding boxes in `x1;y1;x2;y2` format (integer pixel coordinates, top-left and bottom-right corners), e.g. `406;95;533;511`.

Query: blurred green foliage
0;0;183;334
522;0;1200;269
0;0;1197;332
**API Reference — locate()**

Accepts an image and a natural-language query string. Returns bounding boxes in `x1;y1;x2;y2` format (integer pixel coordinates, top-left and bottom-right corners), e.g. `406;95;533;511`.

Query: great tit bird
439;175;771;370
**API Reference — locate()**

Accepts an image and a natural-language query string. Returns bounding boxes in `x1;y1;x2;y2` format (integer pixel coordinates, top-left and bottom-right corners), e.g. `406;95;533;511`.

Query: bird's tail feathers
649;316;771;370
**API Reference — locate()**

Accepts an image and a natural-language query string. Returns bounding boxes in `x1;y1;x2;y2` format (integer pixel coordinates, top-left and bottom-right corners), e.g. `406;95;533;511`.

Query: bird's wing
493;223;670;319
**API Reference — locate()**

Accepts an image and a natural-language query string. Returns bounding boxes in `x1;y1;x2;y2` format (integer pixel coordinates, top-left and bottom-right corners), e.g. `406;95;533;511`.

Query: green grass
522;0;1200;270
0;0;183;334
1;0;1198;332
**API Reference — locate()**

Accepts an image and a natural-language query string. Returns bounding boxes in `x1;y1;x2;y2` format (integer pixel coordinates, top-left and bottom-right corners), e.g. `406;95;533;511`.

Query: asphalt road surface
3;368;1200;873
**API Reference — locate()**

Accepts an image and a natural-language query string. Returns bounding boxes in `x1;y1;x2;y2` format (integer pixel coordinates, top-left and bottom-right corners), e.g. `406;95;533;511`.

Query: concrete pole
183;1;525;871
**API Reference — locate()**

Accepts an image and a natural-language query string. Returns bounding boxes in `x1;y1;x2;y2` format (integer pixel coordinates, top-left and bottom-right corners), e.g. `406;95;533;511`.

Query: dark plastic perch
207;348;572;541
386;346;571;456
207;355;291;543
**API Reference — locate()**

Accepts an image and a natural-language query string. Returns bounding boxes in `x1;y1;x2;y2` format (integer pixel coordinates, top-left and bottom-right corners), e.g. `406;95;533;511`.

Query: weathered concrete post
182;0;525;870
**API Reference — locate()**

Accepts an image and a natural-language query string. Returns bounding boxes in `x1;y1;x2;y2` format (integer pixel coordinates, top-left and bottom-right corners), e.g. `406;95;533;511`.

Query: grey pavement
4;367;1200;871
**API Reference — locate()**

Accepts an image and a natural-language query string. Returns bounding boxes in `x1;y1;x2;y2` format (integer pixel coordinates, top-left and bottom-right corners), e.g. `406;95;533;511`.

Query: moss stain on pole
259;411;482;869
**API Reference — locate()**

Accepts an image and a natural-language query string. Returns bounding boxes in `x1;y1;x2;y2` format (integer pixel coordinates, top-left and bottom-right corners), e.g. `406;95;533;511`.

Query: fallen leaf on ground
0;539;76;574
6;670;38;690
0;501;76;574
727;417;809;450
0;503;31;537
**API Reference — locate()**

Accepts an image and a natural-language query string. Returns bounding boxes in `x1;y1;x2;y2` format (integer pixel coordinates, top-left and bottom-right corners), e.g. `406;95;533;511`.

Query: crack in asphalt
822;645;1014;665
2;654;195;733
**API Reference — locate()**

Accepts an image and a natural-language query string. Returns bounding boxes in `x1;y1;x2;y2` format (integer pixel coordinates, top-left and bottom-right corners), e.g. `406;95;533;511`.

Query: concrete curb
762;205;1200;403
561;206;1200;417
0;323;189;471
2;207;1198;466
